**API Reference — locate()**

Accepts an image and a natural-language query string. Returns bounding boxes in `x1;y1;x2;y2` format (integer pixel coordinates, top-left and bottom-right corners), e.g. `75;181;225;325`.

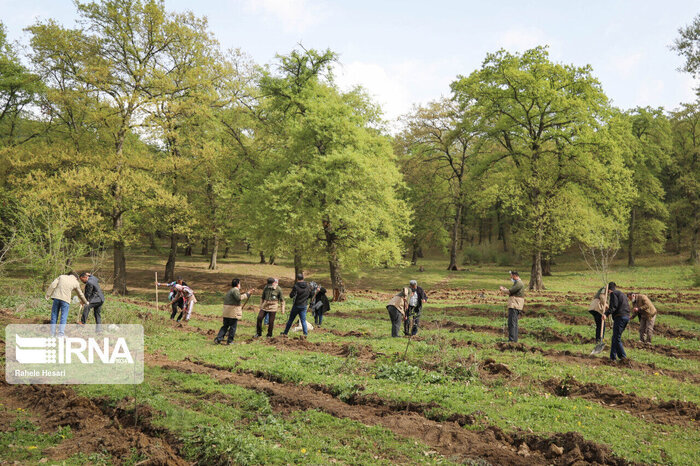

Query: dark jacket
509;279;525;297
606;289;630;319
290;281;312;307
314;288;331;313
409;286;428;310
84;275;105;304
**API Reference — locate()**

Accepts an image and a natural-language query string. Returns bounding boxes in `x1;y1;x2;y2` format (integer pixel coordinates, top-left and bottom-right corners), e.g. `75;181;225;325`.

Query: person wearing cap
404;280;427;336
605;282;630;361
256;278;285;338
387;287;411;337
215;278;253;345
499;270;525;342
157;277;188;320
628;292;657;343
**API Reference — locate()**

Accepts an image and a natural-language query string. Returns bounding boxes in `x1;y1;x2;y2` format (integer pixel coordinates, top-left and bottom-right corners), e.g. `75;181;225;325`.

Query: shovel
591;321;606;355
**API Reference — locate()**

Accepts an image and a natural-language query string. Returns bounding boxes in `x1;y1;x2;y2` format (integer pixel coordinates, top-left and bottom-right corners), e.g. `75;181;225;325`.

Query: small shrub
462;245;515;266
374;361;421;382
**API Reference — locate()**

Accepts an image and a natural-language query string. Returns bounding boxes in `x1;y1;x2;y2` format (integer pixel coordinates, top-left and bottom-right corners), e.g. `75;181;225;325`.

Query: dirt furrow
495;342;700;384
0;382;187;465
542;377;699;428
148;353;630;466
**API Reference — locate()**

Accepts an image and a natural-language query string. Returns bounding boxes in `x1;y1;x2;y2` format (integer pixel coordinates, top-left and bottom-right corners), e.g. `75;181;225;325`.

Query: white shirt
409;290;418;307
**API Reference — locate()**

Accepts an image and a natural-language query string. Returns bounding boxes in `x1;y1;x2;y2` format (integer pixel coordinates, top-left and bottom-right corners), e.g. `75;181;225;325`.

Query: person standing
79;272;105;332
588;286;608;349
172;283;196;323
628;292;657;343
387;287;411;337
282;273;312;337
45;272;88;337
404;280;427;336
605;282;630;361
499;270;525;342
312;286;331;327
215;279;252;345
256;278;285;338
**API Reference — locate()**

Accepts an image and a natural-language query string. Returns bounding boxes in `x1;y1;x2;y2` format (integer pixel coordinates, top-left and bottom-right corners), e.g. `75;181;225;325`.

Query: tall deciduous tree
28;0;219;293
400;98;485;270
452;47;619;290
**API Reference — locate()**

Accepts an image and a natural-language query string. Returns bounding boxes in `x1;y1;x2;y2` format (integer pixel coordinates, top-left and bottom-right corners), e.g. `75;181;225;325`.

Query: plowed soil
148;353;630;466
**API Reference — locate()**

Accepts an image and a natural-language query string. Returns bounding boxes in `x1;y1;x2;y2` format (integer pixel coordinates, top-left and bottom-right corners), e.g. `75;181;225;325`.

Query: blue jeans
610;315;629;361
283;305;308;335
50;299;70;336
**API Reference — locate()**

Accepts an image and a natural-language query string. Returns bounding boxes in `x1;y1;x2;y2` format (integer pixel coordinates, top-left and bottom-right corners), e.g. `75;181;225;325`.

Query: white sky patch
612;51;644;77
242;0;328;34
497;27;560;57
333;59;458;131
636;79;666;107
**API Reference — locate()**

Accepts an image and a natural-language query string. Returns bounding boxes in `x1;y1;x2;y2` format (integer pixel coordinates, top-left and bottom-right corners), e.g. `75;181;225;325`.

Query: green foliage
462;244;513;266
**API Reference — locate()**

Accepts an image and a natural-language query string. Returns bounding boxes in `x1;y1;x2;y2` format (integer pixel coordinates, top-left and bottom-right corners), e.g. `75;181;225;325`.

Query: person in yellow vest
499;270;525;342
215;278;253;345
627;292;658;343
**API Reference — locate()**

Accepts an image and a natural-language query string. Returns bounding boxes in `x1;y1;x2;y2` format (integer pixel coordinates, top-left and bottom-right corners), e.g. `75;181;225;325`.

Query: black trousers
387;305;402;337
81;302;103;331
215;317;238;343
404;305;421;335
508;308;520;342
170;299;184;320
589;310;603;340
256;310;276;337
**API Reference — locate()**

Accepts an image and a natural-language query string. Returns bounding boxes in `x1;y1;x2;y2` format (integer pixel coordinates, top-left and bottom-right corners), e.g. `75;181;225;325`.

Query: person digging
215;278;253;345
628;292;657;344
589;284;609;355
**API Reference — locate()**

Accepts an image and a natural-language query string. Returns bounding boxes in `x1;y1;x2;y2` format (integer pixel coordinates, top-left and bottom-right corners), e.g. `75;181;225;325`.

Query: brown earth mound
0;382;186;465
543;377;699;427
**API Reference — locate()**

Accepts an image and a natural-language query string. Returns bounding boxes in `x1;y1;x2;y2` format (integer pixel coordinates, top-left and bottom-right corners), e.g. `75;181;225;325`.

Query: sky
2;0;699;124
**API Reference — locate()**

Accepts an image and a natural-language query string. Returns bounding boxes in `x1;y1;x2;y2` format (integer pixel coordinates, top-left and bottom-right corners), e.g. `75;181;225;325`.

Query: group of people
45;271;105;336
213;273;331;345
46;268;659;363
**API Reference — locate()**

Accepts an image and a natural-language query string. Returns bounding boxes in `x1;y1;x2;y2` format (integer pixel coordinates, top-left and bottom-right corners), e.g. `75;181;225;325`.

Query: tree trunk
208;235;218;270
690;221;699;264
447;203;463;271
628;208;636;267
528;251;545;290
294;251;303;277
541;256;551;276
478;219;484;245
417;246;424;258
323;219;345;301
184;242;192;256
223;246;229;259
259;251;266;264
268;255;275;265
112;239;127;295
201;238;208;257
149;234;157;250
411;241;418;265
164;233;177;282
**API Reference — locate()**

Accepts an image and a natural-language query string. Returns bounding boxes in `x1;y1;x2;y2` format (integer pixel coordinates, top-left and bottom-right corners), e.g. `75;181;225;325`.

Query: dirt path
148;352;630;466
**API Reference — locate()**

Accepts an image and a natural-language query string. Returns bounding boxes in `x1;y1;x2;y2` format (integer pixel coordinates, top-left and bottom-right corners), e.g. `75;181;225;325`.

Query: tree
247;48;409;300
400;98;486;270
670;103;700;263
623;107;670;266
452;47;620;290
28;0;220;293
0;21;44;145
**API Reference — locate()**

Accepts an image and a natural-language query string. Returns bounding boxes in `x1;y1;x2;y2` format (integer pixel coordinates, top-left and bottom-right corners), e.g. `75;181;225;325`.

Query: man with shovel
605;282;630;362
589;285;609;354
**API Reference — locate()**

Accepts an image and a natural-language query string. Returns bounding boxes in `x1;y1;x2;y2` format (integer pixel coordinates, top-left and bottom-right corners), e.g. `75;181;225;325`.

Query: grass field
1;250;699;464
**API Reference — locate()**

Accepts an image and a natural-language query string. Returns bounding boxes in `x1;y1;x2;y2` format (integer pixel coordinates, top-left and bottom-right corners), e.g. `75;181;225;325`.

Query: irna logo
15;335;134;364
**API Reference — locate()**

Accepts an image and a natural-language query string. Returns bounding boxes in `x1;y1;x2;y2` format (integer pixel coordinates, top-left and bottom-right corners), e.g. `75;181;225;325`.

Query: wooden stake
155;272;159;312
